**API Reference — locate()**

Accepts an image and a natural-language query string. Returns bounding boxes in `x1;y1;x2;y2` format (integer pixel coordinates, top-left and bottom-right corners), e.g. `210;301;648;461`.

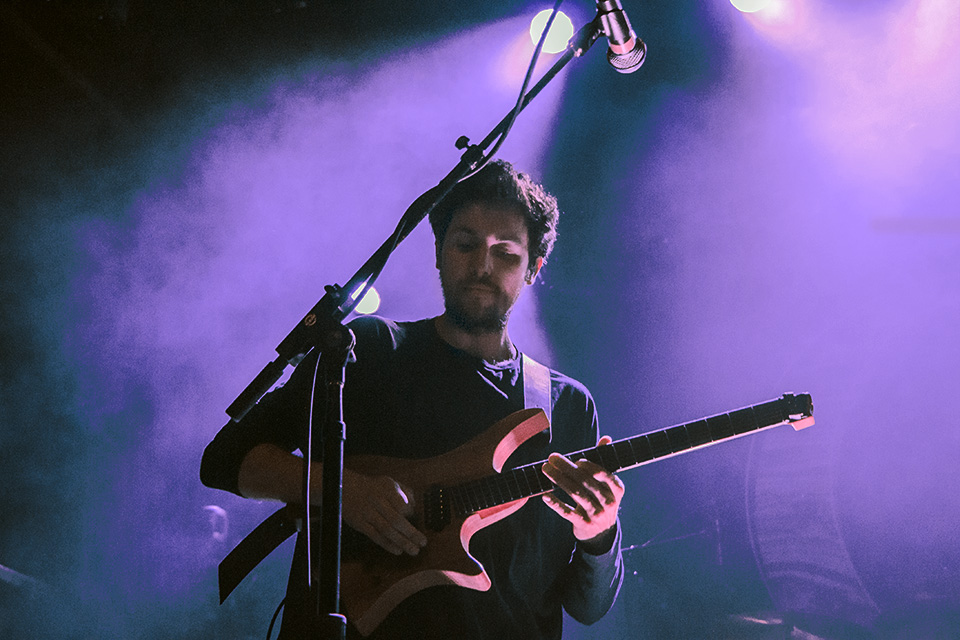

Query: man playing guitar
201;160;625;639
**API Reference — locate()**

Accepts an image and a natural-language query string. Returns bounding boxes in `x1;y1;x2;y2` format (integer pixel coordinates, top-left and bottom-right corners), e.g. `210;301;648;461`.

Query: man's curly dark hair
428;160;559;277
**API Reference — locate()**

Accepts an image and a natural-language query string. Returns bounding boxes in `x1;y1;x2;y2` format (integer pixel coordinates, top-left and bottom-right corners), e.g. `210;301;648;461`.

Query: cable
265;598;285;640
461;0;565;181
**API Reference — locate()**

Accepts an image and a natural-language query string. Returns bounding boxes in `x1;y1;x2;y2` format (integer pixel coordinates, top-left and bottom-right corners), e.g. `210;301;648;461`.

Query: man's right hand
237;444;427;556
342;469;428;556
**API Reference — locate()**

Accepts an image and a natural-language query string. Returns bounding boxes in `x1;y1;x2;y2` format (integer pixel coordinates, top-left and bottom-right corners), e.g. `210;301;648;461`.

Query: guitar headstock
781;392;815;431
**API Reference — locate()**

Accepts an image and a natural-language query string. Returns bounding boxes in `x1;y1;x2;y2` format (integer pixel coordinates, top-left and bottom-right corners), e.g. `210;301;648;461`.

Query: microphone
595;0;646;73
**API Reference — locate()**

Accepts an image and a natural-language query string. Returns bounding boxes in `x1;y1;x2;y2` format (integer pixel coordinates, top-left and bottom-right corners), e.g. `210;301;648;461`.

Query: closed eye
494;248;521;262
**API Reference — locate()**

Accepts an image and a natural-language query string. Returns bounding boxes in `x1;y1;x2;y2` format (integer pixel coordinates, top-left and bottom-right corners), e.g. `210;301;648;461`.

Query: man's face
437;203;537;335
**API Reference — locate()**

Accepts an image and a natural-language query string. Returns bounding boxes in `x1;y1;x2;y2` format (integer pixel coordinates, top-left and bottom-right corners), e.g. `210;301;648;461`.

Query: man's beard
441;278;514;335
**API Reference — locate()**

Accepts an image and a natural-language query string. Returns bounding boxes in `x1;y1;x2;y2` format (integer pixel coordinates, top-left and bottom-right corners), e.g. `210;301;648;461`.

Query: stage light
734;0;800;35
353;286;381;315
529;9;575;54
731;0;772;12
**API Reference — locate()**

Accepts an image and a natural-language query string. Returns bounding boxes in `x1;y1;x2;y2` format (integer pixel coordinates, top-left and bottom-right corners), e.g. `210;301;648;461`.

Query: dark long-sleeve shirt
201;315;623;639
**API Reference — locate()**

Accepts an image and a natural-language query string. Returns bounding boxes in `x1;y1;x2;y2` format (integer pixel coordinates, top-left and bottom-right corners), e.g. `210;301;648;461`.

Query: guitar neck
439;393;813;520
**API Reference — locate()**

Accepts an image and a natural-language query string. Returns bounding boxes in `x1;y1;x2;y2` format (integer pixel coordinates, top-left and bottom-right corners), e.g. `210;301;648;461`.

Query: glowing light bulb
731;0;772;12
529;10;575;54
352;286;381;315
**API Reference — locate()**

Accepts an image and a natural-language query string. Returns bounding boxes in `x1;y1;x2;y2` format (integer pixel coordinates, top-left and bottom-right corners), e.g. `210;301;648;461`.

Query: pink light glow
602;0;960;621
740;0;809;38
806;0;960;189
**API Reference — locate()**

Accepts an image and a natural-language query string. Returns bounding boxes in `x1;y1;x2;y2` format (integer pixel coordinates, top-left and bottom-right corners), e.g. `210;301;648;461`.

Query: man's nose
472;248;494;276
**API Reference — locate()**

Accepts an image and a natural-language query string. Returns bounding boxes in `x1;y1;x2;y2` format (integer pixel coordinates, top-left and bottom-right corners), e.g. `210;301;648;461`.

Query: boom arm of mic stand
223;179;467;422
224;19;603;424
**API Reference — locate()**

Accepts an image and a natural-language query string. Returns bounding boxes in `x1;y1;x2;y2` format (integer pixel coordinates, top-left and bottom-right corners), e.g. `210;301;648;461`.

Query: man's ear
526;257;544;284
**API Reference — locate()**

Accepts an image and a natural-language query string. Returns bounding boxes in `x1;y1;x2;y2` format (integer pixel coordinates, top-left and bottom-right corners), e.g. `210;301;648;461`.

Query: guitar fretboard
429;393;811;525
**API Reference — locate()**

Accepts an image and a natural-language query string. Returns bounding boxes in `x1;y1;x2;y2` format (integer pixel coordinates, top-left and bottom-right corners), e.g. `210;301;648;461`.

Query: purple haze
64;16;566;635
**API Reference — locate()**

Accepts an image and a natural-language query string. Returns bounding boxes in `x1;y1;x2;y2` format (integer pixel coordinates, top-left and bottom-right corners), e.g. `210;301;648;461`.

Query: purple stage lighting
56;15;569;634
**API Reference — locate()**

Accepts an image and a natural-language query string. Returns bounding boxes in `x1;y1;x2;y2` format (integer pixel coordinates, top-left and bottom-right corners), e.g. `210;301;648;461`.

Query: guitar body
341;408;550;636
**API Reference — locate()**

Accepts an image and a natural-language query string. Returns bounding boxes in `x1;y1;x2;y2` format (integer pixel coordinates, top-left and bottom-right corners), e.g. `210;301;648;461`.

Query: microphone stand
224;17;605;640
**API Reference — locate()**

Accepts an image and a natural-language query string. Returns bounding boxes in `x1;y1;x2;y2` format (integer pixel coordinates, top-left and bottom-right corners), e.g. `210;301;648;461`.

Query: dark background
3;1;959;638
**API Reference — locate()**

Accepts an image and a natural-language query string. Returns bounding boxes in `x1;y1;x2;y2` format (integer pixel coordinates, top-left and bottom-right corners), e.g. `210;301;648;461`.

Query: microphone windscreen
607;39;646;74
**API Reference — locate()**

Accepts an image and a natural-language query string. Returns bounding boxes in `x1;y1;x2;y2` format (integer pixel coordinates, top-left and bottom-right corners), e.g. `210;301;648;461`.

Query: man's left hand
541;435;625;547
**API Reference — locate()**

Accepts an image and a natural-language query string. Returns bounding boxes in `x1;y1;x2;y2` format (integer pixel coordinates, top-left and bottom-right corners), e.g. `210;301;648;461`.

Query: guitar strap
521;353;552;442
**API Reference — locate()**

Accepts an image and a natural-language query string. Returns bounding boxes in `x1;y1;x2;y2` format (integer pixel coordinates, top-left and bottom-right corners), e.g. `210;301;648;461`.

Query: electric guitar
338;392;814;635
